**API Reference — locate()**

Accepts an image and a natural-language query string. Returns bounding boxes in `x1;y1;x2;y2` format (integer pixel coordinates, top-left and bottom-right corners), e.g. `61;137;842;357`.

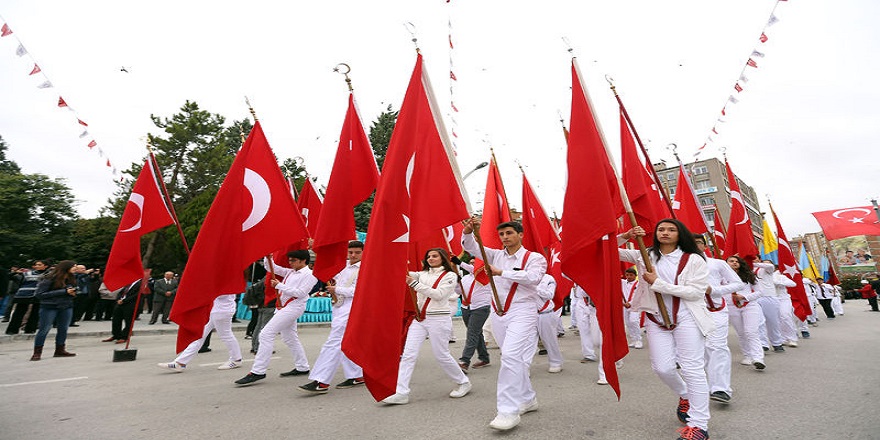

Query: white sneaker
382;393;410;405
740;358;753;365
615;360;624;369
218;360;242;370
597;378;609;385
449;382;471;398
548;365;562;373
633;340;643;349
489;413;521;430
157;362;186;372
519;398;538;415
784;341;798;348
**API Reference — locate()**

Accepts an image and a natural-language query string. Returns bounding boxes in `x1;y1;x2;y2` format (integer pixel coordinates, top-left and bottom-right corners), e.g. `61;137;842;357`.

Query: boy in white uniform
158;293;243;372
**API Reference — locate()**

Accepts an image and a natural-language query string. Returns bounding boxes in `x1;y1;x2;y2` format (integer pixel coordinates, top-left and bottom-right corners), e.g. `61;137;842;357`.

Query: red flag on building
811;206;880;240
521;174;571;309
620;111;671;244
341;54;470;402
298;177;323;237
671;164;710;235
722;161;758;263
104;160;175;291
771;205;812;321
170;121;308;352
560;58;627;398
311;93;380;282
480;157;511;248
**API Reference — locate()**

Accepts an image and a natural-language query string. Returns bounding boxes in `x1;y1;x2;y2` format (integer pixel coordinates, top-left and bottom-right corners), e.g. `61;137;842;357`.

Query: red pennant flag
560;59;627;398
342;54;470;401
620;111;671;244
671;164;710;235
746;58;758;68
722;161;758;263
78;119;88;127
29;64;41;76
0;23;11;37
480;157;511;248
298;177;323;237
170;121;309;352
811;206;880;240
712;206;727;258
734;83;743;93
104;160;175;291
311;93;380;282
771;206;812;321
451;102;459;112
450;70;457;81
721;107;727;116
760;32;769;43
87;140;97;149
58;97;68;108
827;262;840;285
106;159;111;167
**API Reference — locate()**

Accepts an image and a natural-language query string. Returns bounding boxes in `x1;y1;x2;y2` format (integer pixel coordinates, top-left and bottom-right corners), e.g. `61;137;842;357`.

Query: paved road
1;300;878;439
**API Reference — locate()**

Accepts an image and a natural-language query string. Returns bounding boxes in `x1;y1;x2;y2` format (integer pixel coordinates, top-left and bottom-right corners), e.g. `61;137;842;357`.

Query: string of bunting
447;0;459;154
0;16;120;179
693;0;789;162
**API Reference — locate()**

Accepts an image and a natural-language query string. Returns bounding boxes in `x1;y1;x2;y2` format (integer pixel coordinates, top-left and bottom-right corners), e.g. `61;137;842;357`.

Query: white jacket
772;271;796;297
408;267;457;315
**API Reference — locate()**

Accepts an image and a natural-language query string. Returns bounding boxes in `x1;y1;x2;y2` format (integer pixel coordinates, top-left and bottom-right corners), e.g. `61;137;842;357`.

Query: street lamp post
462;161;489;181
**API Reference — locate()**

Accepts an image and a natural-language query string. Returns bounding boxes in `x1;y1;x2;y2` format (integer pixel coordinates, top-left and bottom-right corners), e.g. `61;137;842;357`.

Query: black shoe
148;321;156;325
69;324;80;327
335;377;366;389
537;349;548;355
773;345;785;353
198;347;212;353
754;361;766;370
801;331;811;339
162;321;171;324
709;390;731;403
676;398;690;424
232;319;241;323
279;368;310;377
298;380;329;394
234;373;266;386
762;346;769;352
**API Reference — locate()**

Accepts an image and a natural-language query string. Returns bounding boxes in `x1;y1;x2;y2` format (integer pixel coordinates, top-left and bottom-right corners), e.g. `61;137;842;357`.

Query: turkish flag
620;111;671;243
104;160;175;291
772;206;811;321
560;59;627;398
521;174;570;309
342;54;470;401
811;206;880;240
722;161;758;263
298;177;323;237
671;164;710;236
712;206;727;258
311;93;380;282
480;158;511;248
170;121;308;352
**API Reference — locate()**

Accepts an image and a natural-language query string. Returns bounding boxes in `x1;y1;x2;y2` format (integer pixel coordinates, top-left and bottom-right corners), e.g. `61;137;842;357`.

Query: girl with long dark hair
31;260;78;361
619;219;713;440
725;255;767;370
382;248;471;405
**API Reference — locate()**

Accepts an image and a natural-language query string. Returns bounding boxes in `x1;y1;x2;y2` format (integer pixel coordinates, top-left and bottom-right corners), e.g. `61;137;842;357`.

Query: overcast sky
1;0;878;237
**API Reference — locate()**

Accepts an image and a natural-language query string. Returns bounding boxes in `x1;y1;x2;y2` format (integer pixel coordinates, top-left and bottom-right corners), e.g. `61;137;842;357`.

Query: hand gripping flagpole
572;56;672;329
469;217;505;316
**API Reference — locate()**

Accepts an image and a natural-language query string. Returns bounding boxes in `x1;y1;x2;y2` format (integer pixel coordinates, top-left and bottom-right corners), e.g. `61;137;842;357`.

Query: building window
695;179;711;190
658;174;665;181
700;196;715;206
693;165;708;175
667;172;676;181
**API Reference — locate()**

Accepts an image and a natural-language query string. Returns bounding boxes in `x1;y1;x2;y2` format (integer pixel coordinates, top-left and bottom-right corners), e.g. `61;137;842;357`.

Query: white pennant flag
97;148;104;157
751;50;765;58
728;95;739;104
15;44;27;56
739;74;749;83
768;14;779;26
37;81;53;89
79;130;89;138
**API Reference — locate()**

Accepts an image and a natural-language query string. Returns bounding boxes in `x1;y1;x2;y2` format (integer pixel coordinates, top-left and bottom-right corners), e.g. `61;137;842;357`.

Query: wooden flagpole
573;57;672;329
469;219;505;316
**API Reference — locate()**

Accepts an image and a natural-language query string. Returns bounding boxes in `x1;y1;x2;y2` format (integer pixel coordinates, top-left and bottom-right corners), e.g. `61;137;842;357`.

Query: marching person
725;255;767;370
457;260;492;373
621;267;643;349
771;269;799;347
235;250;316;386
753;260;785;352
694;236;744;404
461;219;547;431
31;260;79;361
830;283;845;316
157;293;243;372
814;277;836;319
381;248;471;404
619;220;713;440
299;241;366;394
535;273;563;374
572;285;598;363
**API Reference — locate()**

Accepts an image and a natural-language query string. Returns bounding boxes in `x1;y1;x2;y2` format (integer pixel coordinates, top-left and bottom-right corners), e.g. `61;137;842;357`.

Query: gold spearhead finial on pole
245;96;258;122
605;74;618;96
333;63;354;92
404;22;420;54
239;122;247;145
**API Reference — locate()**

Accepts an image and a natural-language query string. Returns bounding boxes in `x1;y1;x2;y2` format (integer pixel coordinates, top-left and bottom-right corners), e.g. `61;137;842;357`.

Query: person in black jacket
102;279;143;344
31;260;78;361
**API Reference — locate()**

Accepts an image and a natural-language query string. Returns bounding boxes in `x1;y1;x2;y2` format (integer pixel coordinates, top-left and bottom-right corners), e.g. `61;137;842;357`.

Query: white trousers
537;312;563;368
703;308;732;395
777;296;799;343
573;299;596;359
396;315;469;395
309;302;362;384
590;312;608;382
646;312;710;431
831;295;844;315
175;310;242;366
756;296;783;347
251;303;309;375
728;302;765;362
624;307;642;345
492;302;538;415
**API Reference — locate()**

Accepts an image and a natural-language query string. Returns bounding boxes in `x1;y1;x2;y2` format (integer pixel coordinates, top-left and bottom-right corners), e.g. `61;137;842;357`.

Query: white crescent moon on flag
242;168;271;232
730;190;748;225
832;208;871;219
119;193;145;232
443;225;454;243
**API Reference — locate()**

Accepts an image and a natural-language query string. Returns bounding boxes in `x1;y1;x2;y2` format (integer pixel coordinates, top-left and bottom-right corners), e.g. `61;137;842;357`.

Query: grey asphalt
0;300;878;440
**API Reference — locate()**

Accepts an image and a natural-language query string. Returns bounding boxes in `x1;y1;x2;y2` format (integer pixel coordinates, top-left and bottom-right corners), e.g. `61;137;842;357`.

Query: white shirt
753;262;776;296
462;233;547;307
332;261;360;299
772;271;796;297
266;258;318;307
536;274;556;313
457;263;491;309
705;258;746;302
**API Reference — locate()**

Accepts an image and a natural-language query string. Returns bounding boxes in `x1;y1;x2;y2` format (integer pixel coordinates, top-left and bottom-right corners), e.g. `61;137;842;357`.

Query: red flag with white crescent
811;206;880;240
